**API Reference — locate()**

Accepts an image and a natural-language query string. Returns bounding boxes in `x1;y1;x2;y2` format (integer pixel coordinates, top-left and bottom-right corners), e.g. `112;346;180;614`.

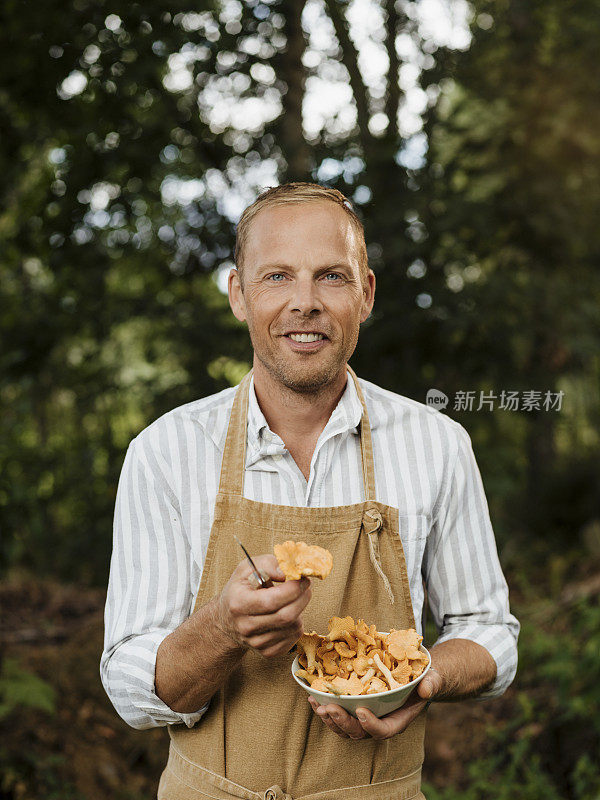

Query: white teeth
289;333;325;342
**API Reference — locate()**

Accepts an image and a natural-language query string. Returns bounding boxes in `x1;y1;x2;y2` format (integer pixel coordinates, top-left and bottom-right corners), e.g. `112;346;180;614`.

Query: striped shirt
100;372;520;730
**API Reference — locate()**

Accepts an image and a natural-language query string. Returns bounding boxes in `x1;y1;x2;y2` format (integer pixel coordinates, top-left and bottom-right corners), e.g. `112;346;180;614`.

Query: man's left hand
307;668;443;740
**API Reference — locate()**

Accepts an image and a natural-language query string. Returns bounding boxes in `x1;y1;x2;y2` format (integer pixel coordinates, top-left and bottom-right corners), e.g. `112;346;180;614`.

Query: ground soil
0;574;515;799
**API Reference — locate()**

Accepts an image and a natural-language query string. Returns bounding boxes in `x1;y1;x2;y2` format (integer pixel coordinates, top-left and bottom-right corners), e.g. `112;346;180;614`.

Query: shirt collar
246;370;364;467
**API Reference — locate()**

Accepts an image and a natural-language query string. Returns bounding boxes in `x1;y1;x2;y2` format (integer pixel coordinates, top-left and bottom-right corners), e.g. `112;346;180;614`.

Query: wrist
211;595;247;653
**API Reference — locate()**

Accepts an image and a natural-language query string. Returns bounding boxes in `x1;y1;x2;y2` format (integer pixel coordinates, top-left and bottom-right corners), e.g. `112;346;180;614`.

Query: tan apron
158;366;427;800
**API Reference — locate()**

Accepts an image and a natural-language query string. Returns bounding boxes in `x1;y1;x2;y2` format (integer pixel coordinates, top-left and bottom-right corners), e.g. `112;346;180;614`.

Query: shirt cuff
101;628;210;729
433;621;518;699
127;683;209;729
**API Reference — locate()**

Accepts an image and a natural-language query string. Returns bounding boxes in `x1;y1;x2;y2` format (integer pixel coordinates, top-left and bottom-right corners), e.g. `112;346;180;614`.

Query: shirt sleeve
424;423;520;699
100;437;209;729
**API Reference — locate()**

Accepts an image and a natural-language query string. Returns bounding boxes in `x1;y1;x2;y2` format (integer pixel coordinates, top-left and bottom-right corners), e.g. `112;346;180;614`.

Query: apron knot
362;507;395;604
263;786;293;800
363;506;383;534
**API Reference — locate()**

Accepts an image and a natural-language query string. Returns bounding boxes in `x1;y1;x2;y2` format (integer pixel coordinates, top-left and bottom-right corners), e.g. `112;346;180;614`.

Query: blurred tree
1;0;599;584
270;0;312;179
0;1;246;581
416;0;600;544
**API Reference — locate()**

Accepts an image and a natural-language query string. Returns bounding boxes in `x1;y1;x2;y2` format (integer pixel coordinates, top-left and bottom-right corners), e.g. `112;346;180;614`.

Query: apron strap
217;369;253;497
218;365;377;503
346;364;377;503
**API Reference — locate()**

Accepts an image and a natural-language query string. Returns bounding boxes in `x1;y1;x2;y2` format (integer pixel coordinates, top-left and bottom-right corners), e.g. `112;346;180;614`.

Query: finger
354;706;396;739
355;700;426;740
248;554;286;581
323;704;368;740
237;575;312;615
417;672;441;700
312;702;350;738
246;626;301;655
308;698;366;740
244;589;312;635
235;555;286;586
393;688;425;711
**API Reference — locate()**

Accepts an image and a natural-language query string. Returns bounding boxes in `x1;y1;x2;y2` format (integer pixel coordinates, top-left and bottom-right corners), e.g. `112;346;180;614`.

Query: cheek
244;292;282;333
334;298;363;328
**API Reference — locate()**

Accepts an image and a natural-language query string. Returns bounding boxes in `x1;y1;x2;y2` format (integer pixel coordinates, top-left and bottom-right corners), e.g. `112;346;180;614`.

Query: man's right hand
216;555;312;658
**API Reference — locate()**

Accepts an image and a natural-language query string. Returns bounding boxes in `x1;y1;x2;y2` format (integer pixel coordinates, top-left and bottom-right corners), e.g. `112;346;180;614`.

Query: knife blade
233;535;274;589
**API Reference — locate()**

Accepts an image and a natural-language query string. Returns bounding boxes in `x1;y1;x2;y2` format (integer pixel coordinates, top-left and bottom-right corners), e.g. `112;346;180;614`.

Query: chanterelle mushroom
373;652;401;690
384;628;422;661
296;632;323;673
274;541;333;581
325;615;356;641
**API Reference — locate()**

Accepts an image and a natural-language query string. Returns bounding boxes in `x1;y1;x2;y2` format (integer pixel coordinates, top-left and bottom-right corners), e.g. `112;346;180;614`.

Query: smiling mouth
284;332;328;343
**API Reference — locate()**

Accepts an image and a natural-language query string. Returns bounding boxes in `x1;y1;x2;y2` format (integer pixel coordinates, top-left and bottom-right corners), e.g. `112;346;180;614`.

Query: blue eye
324;272;341;281
268;273;285;281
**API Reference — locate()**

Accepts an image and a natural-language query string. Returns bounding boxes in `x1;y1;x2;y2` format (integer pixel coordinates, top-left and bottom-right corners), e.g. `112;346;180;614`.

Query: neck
252;358;349;444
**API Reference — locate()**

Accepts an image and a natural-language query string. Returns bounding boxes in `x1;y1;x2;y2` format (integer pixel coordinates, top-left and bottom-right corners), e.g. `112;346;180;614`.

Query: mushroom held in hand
274;541;333;581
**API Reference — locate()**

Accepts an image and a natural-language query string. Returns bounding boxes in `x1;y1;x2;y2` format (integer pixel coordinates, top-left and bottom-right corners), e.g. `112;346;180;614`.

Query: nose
288;274;324;315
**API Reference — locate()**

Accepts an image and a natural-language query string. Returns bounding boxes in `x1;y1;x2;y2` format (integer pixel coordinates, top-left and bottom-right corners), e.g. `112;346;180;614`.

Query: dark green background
1;1;599;797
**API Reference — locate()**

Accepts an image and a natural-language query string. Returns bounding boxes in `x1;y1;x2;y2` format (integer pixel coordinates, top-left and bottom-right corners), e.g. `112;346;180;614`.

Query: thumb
417;675;435;700
252;554;286;581
417;667;444;700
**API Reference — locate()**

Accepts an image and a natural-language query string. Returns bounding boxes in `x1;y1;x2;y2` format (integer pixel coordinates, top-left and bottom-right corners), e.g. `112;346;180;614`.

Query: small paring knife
233;535;274;589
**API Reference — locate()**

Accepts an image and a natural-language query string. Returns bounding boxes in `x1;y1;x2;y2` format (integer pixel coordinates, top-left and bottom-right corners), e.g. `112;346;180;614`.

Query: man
101;182;519;799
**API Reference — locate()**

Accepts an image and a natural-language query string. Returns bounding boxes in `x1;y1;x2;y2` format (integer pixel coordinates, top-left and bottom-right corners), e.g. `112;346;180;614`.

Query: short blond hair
234;182;369;287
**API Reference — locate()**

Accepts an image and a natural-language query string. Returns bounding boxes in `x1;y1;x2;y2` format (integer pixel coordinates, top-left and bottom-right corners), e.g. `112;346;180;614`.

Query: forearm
155;595;247;714
429;637;497;701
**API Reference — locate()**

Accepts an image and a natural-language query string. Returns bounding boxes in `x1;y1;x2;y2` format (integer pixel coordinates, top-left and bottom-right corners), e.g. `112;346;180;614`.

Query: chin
262;356;344;394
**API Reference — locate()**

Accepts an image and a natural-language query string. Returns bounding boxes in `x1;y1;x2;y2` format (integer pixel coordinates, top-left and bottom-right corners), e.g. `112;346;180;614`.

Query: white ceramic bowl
292;640;430;719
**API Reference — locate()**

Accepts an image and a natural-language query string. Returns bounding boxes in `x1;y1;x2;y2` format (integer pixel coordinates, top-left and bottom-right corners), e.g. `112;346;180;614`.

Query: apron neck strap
346;364;377;501
217;365;377;501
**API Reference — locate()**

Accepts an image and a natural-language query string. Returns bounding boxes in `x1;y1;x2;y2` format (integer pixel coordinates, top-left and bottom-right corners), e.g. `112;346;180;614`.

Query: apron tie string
263;786;293;800
362;508;395;604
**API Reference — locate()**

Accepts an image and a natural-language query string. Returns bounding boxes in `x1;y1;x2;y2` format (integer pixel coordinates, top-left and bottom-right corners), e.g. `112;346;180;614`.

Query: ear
228;268;247;322
360;270;376;323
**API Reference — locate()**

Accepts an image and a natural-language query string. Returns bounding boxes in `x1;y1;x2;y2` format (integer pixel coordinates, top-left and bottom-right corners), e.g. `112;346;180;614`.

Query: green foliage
1;0;599;792
519;601;600;731
416;0;600;550
0;751;85;800
423;750;563;800
2;0;599;585
424;594;600;800
571;754;600;800
0;657;56;720
0;0;253;583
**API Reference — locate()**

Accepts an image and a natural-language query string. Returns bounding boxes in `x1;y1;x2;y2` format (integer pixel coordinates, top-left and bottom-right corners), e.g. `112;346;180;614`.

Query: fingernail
357;711;366;721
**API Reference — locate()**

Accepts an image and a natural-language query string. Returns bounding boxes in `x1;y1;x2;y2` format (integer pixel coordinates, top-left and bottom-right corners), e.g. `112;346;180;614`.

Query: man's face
228;201;375;393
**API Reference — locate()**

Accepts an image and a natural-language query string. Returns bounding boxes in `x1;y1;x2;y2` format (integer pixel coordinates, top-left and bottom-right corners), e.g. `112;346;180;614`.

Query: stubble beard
251;326;360;395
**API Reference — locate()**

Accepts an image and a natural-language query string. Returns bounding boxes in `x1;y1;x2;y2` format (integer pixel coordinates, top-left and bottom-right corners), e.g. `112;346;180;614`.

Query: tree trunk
272;0;312;181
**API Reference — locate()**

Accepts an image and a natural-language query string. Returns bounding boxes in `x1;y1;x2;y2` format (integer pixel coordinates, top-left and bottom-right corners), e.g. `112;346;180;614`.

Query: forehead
244;201;359;267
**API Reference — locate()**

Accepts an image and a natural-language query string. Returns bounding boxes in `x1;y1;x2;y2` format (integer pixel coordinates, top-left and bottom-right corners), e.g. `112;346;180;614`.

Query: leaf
0;657;56;720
